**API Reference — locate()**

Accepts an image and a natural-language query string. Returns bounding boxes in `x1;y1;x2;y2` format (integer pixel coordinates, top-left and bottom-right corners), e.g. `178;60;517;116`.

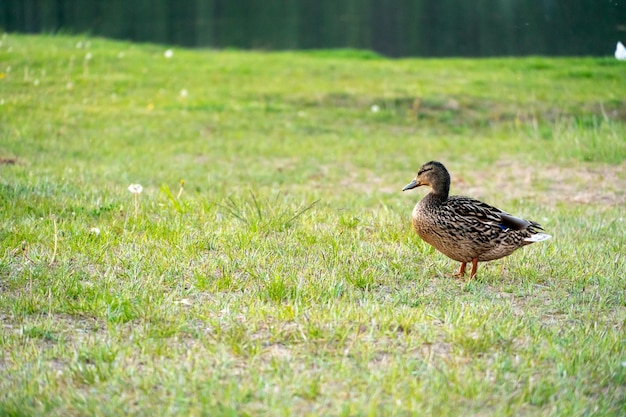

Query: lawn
0;33;625;416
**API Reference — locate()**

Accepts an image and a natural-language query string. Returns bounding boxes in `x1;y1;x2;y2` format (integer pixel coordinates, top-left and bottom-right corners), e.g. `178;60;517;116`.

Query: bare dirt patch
303;159;626;206
0;157;18;165
457;160;626;207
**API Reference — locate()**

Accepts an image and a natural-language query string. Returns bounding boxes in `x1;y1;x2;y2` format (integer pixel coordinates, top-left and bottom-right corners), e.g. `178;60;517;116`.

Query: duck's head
402;161;450;195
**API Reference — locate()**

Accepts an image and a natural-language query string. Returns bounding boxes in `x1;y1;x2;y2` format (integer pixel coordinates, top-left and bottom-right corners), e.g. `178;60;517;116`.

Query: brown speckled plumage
403;161;551;279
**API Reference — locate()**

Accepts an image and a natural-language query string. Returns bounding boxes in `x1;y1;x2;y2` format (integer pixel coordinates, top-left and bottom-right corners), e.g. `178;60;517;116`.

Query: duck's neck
423;174;450;205
426;189;448;205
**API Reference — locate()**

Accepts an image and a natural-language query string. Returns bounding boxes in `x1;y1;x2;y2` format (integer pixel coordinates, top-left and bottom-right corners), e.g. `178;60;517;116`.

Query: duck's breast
411;202;488;262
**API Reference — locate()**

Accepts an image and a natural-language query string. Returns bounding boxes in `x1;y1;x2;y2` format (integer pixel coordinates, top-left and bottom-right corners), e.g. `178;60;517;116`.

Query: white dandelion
128;184;143;194
128;184;143;217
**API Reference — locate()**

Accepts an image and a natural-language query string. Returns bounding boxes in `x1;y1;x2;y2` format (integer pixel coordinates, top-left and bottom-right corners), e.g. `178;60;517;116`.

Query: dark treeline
1;0;624;57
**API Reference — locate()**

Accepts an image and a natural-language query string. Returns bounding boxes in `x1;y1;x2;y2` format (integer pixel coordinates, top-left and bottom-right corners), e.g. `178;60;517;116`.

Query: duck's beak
402;179;419;191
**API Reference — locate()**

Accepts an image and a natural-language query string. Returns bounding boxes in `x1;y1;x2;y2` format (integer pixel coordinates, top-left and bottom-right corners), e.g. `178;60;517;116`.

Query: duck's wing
446;196;537;231
447;196;505;222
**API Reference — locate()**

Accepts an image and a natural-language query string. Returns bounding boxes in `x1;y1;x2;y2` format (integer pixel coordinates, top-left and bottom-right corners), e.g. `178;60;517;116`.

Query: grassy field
1;33;625;416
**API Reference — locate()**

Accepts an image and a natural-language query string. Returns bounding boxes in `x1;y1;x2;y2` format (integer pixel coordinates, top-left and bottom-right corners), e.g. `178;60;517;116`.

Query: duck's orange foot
452;259;479;280
451;262;467;279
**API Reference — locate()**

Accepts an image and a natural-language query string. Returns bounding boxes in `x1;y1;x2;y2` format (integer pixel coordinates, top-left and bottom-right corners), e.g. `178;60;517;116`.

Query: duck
402;161;551;279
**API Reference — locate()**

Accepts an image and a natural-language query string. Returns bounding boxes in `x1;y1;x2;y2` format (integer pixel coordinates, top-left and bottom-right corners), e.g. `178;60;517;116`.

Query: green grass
1;33;625;416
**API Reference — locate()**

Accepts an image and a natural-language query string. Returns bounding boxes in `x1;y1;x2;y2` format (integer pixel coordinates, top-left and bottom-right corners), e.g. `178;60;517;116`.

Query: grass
1;33;625;416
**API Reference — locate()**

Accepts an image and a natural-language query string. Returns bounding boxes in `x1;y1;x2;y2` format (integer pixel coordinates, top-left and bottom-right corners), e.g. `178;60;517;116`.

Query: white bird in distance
615;41;626;60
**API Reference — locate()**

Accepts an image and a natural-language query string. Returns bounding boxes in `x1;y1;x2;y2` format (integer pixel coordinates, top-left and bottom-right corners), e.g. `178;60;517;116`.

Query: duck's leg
453;262;467;278
469;258;479;279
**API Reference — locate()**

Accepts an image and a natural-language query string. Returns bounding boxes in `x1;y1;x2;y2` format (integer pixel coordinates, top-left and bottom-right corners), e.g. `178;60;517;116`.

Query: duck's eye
418;167;433;176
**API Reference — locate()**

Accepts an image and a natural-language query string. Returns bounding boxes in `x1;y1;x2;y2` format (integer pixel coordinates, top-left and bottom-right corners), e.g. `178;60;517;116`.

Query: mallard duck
403;161;551;279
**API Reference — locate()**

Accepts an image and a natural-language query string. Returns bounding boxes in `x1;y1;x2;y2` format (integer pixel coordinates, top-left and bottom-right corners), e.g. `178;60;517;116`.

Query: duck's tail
523;221;551;242
524;232;551;242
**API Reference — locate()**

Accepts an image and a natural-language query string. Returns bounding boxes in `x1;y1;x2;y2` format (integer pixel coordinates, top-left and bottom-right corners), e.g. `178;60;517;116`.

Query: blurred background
2;0;625;57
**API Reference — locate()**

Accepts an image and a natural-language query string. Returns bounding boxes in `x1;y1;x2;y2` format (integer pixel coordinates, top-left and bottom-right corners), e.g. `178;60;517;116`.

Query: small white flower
164;49;174;58
0;99;4;106
117;52;125;58
371;104;380;113
33;79;40;86
89;227;101;236
128;184;143;194
85;52;92;61
66;82;73;90
6;66;11;73
179;299;192;306
76;41;83;49
180;89;188;98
